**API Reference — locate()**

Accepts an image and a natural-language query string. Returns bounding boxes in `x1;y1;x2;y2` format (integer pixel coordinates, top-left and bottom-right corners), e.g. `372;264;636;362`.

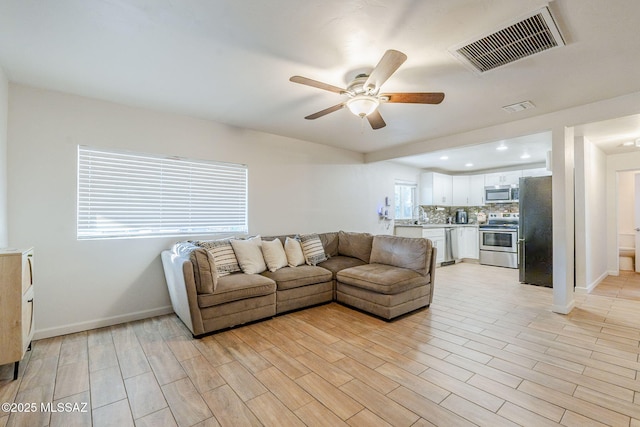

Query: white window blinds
77;146;248;239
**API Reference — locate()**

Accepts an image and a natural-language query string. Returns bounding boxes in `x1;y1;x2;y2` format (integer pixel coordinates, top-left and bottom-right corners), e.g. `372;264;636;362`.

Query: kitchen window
77;146;248;239
394;181;417;220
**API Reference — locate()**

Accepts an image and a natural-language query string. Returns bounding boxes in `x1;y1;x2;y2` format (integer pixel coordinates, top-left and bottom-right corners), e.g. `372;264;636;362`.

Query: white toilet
619;234;635;271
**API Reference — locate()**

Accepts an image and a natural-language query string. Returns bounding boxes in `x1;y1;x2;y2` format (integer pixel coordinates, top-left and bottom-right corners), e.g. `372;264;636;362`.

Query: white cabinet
467;227;480;259
422;228;445;264
452;175;485;206
522;167;551;177
485;170;522;187
0;248;34;380
455;227;479;259
469;175;485;206
452;176;469;206
421;172;452;206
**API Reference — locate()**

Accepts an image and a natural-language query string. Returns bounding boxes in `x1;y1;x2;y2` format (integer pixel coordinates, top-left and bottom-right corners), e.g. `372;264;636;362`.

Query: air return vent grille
449;6;565;73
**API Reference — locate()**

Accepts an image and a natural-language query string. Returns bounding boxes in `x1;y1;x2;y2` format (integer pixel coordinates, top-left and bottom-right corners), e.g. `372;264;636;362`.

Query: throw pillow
261;238;288;272
299;233;328;266
284;236;305;267
197;239;241;277
230;236;267;274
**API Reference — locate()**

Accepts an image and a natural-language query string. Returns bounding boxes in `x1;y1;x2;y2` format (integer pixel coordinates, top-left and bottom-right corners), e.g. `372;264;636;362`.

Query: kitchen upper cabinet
452;175;485;206
452;176;469;206
485;170;522;187
469;175;485;205
522;167;551;177
421;172;452;206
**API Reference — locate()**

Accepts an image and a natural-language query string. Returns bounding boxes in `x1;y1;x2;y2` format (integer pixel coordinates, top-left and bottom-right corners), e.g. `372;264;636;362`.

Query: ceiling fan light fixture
346;95;379;117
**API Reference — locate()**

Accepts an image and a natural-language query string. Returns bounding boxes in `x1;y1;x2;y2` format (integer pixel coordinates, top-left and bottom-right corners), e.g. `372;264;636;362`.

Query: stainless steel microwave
485;186;518;203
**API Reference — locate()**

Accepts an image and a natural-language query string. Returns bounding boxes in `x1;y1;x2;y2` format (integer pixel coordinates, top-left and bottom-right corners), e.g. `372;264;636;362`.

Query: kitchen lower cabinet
455;227;479;260
421;229;445;264
463;227;479;259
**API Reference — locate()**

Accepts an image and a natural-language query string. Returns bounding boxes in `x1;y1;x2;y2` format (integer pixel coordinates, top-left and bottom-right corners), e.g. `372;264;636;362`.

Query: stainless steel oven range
479;213;519;269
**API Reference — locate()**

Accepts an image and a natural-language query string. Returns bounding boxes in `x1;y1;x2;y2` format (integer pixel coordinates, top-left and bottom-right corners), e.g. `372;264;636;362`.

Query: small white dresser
0;248;34;380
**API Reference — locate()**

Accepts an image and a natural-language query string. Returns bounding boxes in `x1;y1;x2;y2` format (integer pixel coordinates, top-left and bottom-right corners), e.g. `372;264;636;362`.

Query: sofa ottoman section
261;265;333;314
337;281;430;320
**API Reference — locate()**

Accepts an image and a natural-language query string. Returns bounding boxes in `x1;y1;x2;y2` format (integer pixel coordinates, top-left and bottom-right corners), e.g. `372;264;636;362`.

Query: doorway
617;170;639;272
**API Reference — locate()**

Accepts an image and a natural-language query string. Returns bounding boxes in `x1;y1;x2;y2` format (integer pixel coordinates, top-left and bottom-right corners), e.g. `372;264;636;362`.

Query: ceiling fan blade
305;103;345;120
381;92;445;104
290;76;345;94
367;110;386;130
364;49;407;91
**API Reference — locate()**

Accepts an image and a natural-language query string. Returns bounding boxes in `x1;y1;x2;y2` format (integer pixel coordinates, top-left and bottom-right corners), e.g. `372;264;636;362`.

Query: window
394;181;417;220
77;146;248;239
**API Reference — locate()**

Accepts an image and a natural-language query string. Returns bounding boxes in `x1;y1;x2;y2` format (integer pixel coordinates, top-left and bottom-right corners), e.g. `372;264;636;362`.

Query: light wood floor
2;263;640;427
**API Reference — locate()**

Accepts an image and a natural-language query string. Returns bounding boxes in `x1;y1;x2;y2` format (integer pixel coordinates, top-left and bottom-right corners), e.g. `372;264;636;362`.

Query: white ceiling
1;0;640;170
395;132;553;173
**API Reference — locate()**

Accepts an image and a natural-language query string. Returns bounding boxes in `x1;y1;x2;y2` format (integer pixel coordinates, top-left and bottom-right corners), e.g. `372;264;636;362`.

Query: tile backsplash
416;203;519;224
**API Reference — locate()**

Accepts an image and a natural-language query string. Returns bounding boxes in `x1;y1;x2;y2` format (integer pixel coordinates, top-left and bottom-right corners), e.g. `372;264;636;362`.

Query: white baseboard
575;271;609;294
33;306;174;340
552;300;576;315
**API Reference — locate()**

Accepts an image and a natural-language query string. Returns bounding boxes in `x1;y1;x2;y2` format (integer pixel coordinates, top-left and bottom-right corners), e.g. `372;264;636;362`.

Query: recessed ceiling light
497;144;508;151
520;153;531;159
440;156;449;160
465;163;473;167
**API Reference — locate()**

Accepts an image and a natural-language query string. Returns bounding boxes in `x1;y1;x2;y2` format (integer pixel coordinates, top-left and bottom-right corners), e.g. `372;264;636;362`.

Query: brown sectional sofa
161;231;436;337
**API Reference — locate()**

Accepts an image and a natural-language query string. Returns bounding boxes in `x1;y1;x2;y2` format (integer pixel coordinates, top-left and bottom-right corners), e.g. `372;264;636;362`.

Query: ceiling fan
290;49;445;130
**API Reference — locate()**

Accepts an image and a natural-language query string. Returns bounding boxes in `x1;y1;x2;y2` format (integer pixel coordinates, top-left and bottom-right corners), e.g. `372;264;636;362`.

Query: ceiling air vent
449;6;565;73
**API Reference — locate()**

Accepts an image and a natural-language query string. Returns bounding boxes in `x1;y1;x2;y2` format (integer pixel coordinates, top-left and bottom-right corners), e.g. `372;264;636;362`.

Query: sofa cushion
370;235;432;276
337;264;430;295
318;232;339;257
338;231;374;263
300;233;328;266
197;273;276;308
197;239;241;277
261;238;288;272
261;265;332;291
284;236;305;267
189;247;218;294
230;236;267;274
317;255;366;280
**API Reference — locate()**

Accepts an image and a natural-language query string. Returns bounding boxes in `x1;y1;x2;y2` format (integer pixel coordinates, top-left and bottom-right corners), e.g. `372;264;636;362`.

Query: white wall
606;151;640;273
7;84;420;339
574;136;607;292
0;66;8;247
617;171;636;238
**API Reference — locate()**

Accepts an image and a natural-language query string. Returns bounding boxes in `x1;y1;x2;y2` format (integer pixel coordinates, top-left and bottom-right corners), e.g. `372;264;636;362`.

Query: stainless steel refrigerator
518;175;553;287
